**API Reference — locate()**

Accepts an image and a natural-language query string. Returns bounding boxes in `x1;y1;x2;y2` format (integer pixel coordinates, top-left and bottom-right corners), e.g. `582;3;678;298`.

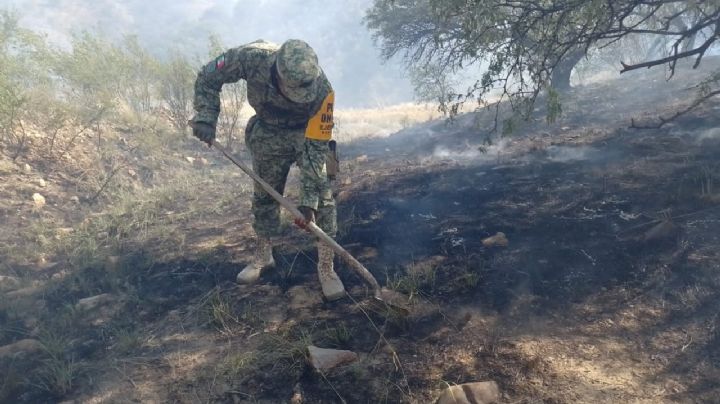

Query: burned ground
2;64;720;403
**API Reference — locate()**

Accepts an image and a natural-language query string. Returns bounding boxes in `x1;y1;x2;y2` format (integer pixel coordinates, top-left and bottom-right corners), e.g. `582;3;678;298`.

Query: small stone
51;270;69;281
105;256;120;271
127;169;137;177
70;196;80;203
336;190;352;203
307;345;358;371
32;193;46;209
0;339;44;359
75;293;116;311
436;381;500;404
198;157;209;166
55;227;75;237
482;232;508;248
23;163;32;173
185;156;196;164
37;178;47;187
355;155;368;163
290;383;304;404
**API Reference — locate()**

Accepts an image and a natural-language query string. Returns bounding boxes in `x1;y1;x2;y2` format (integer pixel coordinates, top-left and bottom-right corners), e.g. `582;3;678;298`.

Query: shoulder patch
204;53;226;73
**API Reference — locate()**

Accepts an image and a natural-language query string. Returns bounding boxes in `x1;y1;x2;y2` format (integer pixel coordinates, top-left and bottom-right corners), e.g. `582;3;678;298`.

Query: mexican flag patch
205;54;226;73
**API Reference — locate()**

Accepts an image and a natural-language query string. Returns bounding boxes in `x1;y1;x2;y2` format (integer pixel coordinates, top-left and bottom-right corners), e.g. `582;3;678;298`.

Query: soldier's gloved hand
189;120;216;146
294;206;316;230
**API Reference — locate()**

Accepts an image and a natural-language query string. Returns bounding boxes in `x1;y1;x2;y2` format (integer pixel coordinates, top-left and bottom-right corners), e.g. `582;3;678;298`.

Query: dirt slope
2;63;720;403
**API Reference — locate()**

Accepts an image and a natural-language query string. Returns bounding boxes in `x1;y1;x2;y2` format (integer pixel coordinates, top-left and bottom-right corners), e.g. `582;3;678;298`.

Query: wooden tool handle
212;141;382;295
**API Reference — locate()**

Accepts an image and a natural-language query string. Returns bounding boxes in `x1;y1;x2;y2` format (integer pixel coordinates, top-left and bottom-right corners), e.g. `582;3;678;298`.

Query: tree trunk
551;48;585;91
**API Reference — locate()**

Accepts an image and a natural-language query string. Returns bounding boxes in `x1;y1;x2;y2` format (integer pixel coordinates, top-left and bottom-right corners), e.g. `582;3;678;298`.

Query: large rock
482;232;508;248
436;381;500;404
75;293;116;311
0;339;44;359
0;275;21;291
32;193;46;209
76;294;122;326
307;345;358;372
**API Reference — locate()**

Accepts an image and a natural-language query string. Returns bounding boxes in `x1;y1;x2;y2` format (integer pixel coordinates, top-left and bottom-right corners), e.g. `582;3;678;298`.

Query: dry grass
236;101;441;143
334;103;441;143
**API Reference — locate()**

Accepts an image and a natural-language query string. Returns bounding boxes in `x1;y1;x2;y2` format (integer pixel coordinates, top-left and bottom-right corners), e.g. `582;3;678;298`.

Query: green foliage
409;62;457;115
34;330;83;396
0;10;53;158
206;290;241;334
546;87;563;124
0;9;244;160
159;50;196;133
366;0;720;130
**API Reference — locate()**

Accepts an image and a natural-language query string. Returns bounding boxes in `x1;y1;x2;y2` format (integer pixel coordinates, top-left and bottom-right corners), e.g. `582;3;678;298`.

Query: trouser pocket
326;140;339;181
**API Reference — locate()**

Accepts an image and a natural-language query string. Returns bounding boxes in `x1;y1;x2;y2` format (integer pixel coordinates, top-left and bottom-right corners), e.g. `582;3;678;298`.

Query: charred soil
2;65;720;403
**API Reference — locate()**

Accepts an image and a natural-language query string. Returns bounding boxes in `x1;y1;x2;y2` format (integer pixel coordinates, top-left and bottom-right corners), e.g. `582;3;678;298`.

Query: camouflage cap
276;39;320;104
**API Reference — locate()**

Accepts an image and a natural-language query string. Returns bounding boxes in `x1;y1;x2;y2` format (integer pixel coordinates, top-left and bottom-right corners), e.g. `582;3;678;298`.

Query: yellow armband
305;91;334;141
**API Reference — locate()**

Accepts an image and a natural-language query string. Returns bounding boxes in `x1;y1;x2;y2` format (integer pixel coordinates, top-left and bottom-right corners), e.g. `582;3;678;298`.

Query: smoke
695;127;720;143
545;145;598;162
430;139;511;162
5;0;414;107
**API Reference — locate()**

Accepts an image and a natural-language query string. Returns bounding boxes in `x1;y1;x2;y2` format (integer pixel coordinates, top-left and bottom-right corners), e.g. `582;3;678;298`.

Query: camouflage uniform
192;40;336;238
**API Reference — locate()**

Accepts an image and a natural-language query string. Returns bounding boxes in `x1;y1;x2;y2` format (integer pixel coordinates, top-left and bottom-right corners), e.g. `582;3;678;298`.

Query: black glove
188;120;216;146
294;206;316;230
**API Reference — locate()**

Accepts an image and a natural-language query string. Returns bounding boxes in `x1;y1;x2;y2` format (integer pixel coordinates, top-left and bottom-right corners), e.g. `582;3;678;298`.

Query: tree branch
619;34;717;73
630;88;720;129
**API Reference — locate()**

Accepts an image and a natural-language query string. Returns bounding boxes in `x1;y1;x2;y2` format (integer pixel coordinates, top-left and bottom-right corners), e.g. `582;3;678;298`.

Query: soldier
189;39;344;301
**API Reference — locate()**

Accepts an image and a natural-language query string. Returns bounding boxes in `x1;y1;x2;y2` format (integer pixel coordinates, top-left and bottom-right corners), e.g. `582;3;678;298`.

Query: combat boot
317;242;345;301
236;238;275;284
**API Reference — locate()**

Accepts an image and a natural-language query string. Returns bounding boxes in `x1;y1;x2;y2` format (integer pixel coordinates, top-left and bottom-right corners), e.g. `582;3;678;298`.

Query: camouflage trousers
245;117;337;238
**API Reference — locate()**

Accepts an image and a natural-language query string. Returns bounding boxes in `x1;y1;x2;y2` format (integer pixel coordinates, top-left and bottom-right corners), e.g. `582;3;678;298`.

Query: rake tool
198;133;408;312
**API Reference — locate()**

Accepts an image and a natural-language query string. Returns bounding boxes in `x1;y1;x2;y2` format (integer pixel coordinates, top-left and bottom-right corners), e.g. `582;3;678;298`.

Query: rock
51;270;70;281
482;232;508;248
23;163;32;173
0;338;44;359
127;168;137;177
56;227;74;236
355;155;368;163
32;193;46;209
436;381;501;404
185;156;196;164
307;345;358;372
5;285;41;300
336;190;352;203
0;275;21;291
76;294;121;326
75;293;116;311
105;256;121;271
70;196;80;203
643;220;678;242
37;178;47;187
290;383;304;404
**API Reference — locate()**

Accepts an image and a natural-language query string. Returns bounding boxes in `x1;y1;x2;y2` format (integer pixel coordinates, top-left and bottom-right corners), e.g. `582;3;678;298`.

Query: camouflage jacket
193;40;333;130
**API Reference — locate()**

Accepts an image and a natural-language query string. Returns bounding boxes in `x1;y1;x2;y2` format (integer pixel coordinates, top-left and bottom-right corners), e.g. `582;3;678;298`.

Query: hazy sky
4;0;415;107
